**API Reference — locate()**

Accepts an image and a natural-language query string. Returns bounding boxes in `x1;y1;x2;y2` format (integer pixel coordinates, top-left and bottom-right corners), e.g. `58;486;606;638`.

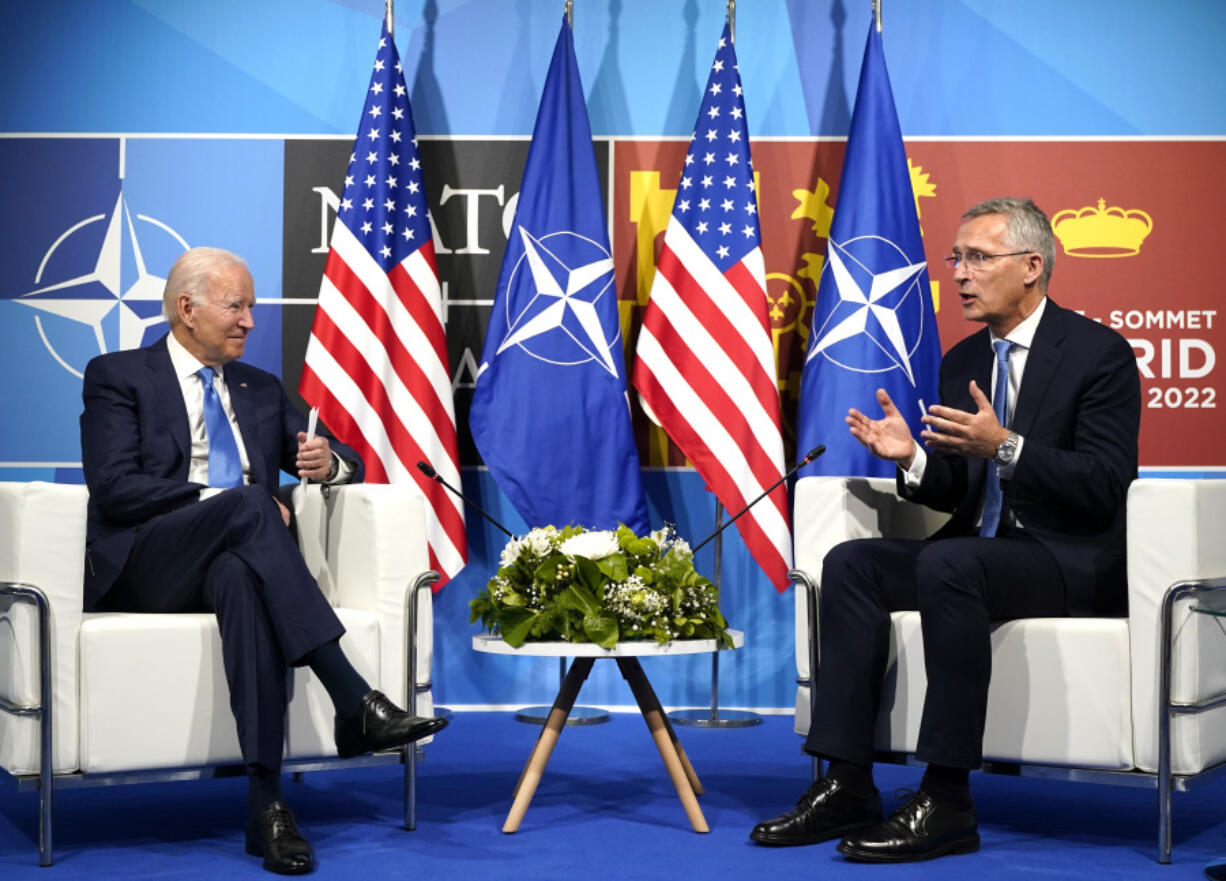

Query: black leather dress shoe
245;801;315;875
837;789;979;862
334;690;449;759
750;777;882;846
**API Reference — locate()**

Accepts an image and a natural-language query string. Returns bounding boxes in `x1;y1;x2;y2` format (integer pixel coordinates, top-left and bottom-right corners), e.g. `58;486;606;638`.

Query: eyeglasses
943;250;1032;270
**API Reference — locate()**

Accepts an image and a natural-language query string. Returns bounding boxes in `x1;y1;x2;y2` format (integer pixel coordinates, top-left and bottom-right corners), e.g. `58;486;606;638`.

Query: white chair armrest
0;482;87;773
1126;478;1226;773
295;484;434;710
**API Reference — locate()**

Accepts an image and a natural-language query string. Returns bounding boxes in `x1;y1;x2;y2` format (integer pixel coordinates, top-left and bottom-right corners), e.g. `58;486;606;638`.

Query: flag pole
386;0;394;36
873;0;882;33
565;0;572;29
670;0;761;732
669;494;760;728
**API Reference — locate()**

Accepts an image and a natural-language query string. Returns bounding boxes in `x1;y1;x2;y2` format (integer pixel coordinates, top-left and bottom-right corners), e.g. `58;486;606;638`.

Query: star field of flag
673;35;759;271
335;35;431;270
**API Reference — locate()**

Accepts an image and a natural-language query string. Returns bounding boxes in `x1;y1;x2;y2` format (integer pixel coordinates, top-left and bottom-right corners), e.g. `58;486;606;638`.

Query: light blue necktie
979;339;1015;538
197;366;243;489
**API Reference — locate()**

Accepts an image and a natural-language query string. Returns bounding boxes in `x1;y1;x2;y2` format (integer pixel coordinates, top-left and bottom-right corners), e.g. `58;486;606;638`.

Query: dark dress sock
303;638;370;718
826;759;877;797
920;763;972;810
247;764;285;817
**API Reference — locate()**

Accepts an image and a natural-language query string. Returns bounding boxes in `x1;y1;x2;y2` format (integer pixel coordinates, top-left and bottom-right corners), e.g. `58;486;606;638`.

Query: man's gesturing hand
920;380;1010;460
847;388;918;469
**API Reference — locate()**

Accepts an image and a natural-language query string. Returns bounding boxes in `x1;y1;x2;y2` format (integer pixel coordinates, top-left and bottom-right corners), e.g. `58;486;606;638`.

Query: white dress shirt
166;332;253;499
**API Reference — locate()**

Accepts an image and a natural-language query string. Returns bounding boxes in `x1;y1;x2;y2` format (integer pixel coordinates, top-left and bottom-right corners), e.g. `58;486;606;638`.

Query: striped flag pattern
300;22;466;584
631;24;791;591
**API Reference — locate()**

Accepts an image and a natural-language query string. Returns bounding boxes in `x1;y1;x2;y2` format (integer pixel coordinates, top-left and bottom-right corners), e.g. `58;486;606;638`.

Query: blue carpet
0;713;1221;879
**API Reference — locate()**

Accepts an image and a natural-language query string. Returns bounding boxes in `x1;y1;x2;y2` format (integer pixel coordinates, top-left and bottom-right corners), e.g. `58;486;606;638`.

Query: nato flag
469;16;648;533
796;21;942;478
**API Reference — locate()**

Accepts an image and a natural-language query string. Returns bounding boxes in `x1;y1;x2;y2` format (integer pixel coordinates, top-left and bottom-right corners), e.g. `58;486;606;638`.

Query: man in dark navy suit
751;198;1141;862
80;247;447;875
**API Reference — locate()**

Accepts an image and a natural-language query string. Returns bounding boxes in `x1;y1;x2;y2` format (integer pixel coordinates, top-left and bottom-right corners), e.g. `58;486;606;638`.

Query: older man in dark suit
751;198;1141;862
80;247;446;875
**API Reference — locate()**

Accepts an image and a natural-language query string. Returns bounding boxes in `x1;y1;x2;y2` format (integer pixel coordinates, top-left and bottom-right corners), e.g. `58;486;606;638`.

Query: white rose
559;529;620;561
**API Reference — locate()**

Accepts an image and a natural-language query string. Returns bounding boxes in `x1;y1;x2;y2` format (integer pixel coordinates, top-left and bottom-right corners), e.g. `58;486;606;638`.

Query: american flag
631;24;791;590
300;23;466;584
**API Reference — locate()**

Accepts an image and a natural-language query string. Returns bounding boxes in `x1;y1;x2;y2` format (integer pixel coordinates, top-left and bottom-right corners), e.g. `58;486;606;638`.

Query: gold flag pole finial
873;0;882;33
565;0;573;29
727;0;736;43
385;0;394;36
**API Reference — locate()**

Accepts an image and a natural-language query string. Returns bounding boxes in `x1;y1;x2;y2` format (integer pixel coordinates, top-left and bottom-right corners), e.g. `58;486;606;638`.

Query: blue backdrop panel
3;2;1224;136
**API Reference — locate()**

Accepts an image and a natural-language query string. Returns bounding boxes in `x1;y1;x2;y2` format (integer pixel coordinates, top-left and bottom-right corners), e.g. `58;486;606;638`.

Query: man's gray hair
963;197;1055;290
162;247;250;324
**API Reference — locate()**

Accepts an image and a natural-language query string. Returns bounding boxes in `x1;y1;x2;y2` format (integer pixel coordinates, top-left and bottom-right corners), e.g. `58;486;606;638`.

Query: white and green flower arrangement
469;524;734;650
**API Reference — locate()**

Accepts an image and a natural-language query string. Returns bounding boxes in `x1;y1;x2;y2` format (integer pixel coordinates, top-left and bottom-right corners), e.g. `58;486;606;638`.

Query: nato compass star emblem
18;190;187;378
807;234;929;385
491;226;620;377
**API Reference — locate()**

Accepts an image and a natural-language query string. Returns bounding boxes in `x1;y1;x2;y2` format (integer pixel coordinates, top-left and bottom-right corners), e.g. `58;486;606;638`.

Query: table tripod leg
658;709;704;795
503;657;595;833
617;657;709;833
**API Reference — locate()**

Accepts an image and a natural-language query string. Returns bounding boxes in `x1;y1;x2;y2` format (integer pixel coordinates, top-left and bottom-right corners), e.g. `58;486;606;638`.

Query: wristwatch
994;431;1020;467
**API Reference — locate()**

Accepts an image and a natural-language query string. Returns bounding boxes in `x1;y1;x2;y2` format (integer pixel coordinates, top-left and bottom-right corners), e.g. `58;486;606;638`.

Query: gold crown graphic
1051;198;1154;258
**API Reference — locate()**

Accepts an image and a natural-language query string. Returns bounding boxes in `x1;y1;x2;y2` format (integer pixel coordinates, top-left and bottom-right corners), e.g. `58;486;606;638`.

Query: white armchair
0;481;438;866
791;476;1226;863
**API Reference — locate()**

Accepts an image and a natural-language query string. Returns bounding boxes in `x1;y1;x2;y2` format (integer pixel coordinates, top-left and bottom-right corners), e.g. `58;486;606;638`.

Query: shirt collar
166;330;223;383
990;295;1046;350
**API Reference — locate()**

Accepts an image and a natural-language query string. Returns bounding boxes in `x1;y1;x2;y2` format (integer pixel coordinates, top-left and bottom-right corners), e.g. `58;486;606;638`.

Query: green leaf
534;555;564;584
499;606;538;648
499;588;527;608
573;555;606;593
559;581;601;617
595;553;629;581
583;612;620;649
626;537;657;560
469;603;490;626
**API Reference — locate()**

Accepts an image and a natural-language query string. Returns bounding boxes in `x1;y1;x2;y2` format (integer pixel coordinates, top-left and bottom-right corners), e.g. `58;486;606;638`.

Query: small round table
473;630;745;833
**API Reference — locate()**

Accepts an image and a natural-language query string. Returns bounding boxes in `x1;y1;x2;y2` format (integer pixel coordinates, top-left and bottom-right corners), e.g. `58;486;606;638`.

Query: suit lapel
1010;299;1066;437
146;336;192;470
971;335;993;408
957;332;994;521
967;357;990;501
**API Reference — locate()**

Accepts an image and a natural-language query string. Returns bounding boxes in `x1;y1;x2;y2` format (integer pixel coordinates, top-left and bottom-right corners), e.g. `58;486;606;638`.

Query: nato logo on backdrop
0;137;284;473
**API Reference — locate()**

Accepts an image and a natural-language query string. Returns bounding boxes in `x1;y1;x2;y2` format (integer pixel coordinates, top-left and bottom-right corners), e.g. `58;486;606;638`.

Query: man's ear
1022;253;1044;288
177;293;195;327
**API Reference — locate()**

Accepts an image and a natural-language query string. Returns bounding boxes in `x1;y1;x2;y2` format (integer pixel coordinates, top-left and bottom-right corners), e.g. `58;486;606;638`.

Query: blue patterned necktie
979;339;1015;538
197;366;243;489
